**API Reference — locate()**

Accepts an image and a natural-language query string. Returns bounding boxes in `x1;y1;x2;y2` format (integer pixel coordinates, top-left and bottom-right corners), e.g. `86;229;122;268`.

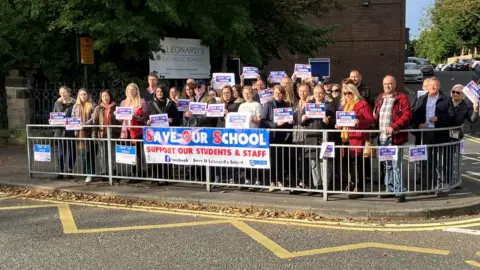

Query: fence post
26;125;32;178
107;127;113;186
205;165;211;192
322;130;328;201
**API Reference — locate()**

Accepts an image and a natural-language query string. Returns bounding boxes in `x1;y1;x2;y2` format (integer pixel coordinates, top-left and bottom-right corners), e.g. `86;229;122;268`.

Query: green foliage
415;0;480;63
1;0;339;80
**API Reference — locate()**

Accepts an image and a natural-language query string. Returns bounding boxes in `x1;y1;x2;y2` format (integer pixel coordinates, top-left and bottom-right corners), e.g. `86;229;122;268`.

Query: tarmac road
0;194;479;270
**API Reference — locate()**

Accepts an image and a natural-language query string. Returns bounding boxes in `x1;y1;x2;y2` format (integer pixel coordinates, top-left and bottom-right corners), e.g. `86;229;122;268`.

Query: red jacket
373;92;412;145
120;99;147;140
341;100;374;156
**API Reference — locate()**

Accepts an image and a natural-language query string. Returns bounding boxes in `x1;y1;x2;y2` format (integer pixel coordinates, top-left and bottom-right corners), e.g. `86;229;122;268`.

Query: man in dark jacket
373;75;412;203
183;80;217;127
141;72;158;103
411;77;455;195
350;70;373;107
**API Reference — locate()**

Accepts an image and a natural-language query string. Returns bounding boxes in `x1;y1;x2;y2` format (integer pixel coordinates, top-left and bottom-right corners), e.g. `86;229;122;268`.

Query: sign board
320;142;335;159
115;145;136;165
212;73;235;90
80;37;94;65
177;99;190;112
34;144;51;162
273;108;293;123
49;112;66;125
116;107;133;120
294;64;312;78
149;114;169;127
206;103;225;117
149;37;211;79
65;117;82;131
305;103;325;119
336;111;356;127
259;88;274;105
143;127;270;169
462;81;480;103
408;145;427;162
225;113;251;129
379;146;398;161
269;71;286;84
188;102;207;115
242;67;259;79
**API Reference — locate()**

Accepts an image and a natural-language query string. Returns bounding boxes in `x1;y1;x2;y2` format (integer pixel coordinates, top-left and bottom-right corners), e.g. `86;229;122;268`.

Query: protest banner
225;113;251;128
294;64;312;78
336;111;356;127
212;73;235;89
49;112;66;125
143;127;270;169
65;117;82;131
188;102;207;115
116;107;133;120
243;67;259;79
115;145;136;165
259;88;273;105
269;71;286;83
177;99;190;112
149;114;169;127
462;81;480;103
408;145;427;162
207;103;225;117
273;108;293;123
305;103;325;118
379;146;398;161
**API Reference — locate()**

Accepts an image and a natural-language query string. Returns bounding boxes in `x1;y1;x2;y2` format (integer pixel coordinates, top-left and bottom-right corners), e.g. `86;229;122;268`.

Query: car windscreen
405;64;419;70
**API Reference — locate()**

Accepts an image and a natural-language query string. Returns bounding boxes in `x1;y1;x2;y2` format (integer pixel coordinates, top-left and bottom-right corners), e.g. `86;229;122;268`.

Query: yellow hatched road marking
0;195;20;201
466;260;480;268
0;204;58;211
58;204;78;234
464;134;480;144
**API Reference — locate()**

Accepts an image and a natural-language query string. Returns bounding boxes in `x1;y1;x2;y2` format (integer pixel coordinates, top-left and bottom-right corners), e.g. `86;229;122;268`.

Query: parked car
414;58;434;76
404;63;423;83
456;59;471;70
435;64;446;71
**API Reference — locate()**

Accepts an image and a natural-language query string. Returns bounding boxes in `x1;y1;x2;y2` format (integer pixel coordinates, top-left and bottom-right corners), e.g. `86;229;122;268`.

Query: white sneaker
277;182;285;191
268;182;276;192
229;178;235;184
85;176;92;183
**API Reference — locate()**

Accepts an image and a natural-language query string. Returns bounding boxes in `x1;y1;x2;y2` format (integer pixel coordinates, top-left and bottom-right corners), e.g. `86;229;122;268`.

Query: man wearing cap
183;80;217;127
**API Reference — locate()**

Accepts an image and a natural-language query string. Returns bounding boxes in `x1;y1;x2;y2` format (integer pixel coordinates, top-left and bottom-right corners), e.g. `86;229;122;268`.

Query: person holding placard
373;76;412;203
72;88;97;183
301;85;337;191
290;83;312;191
120;83;147;179
261;85;294;191
183;80;217;128
238;86;262;128
52;86;77;179
92;89;120;178
338;83;374;199
280;77;297;106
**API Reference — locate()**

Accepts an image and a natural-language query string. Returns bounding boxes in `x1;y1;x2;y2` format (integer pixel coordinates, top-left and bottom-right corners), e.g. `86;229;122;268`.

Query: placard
259;88;274;105
115;145;136;165
462;81;480;103
305;103;326;119
379;146;398;161
417;90;428;98
243;67;259;79
116;107;133;120
270;71;286;83
49;112;66;125
273;108;293;123
149;114;169;127
336;111;356;127
212;73;235;90
225;113;251;129
294;64;312;78
188;102;207;115
65;117;82;131
320;142;335;159
177;99;190;112
206;103;225;117
408;145;427;162
33;144;51;162
143;127;270;169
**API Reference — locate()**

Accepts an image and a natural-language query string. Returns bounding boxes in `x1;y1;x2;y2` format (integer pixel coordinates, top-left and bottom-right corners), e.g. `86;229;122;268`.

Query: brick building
264;0;406;96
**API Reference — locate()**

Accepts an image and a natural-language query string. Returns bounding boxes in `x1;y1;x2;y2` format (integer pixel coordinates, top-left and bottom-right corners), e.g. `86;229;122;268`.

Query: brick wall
265;0;406;97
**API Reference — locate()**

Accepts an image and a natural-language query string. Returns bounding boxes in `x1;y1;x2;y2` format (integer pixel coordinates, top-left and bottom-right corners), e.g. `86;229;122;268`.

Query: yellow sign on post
80;37;94;65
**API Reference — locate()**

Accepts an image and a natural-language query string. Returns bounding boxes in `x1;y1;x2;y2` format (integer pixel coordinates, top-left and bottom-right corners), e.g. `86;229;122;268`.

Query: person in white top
238;86;261;128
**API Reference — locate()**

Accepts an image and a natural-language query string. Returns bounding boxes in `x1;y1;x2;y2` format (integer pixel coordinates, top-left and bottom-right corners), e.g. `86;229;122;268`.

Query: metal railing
26;124;463;201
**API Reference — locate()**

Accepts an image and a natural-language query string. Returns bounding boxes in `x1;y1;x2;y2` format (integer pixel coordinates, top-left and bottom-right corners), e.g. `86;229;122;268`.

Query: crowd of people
51;70;478;202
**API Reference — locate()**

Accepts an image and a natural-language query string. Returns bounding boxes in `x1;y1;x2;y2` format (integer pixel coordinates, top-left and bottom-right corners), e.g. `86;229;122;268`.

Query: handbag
363;140;377;158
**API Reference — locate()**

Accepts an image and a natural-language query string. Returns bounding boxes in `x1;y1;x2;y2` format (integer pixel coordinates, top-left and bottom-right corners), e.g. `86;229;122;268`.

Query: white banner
150;38;211;79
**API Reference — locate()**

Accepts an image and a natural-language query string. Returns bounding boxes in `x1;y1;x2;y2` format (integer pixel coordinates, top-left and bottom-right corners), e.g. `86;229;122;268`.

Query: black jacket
452;99;478;139
145;98;180;127
260;99;293;144
301;100;337;146
183;91;217;127
411;91;455;143
141;88;155;103
52;97;75;137
358;83;374;108
216;99;243;128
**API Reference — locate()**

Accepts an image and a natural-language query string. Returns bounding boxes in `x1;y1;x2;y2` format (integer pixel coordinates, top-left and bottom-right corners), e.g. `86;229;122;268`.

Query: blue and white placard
177;99;190;112
273;108;293;123
336;111;356;127
34;144;51;162
269;71;286;83
49;112;66;125
243;67;259;79
320;142;335;159
213;73;235;90
188;102;207;115
259;89;274;105
207;103;225;117
115;145;136;165
149;114;169;127
379;146;398;161
65;117;82;131
294;64;311;78
225;113;251;128
408;145;427;162
116;107;133;120
305;103;326;119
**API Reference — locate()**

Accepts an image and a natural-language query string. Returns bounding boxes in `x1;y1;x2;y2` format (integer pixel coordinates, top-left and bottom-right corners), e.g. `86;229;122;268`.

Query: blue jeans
58;140;77;172
379;138;403;194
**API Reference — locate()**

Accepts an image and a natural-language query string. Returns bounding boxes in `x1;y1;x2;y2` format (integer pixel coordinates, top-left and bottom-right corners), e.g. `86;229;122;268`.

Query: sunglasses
343;92;353;96
332;90;341;93
451;91;462;95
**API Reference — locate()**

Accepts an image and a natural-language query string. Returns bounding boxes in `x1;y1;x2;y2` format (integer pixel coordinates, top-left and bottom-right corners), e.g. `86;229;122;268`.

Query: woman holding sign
301;85;337;191
92;89;120;179
261;85;294;191
338;83;374;199
52;86;77;179
119;83;147;179
72;88;97;183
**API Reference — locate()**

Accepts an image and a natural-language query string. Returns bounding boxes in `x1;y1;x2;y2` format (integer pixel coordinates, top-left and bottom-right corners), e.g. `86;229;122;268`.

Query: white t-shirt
238;101;262;128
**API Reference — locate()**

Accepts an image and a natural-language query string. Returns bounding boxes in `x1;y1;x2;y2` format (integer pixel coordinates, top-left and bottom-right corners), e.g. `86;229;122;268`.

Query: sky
406;0;434;39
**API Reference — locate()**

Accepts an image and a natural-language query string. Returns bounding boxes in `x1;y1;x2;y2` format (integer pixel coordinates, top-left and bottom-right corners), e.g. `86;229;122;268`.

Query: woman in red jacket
120;83;147;178
338;83;374;199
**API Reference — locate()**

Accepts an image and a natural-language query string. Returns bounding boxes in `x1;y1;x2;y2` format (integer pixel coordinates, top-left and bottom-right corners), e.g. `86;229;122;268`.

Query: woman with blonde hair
338;83;374;199
280;77;296;106
120;83;147;178
72;88;97;183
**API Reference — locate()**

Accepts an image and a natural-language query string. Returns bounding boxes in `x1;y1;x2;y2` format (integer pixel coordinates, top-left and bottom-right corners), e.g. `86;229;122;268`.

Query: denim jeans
379;138;403;194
